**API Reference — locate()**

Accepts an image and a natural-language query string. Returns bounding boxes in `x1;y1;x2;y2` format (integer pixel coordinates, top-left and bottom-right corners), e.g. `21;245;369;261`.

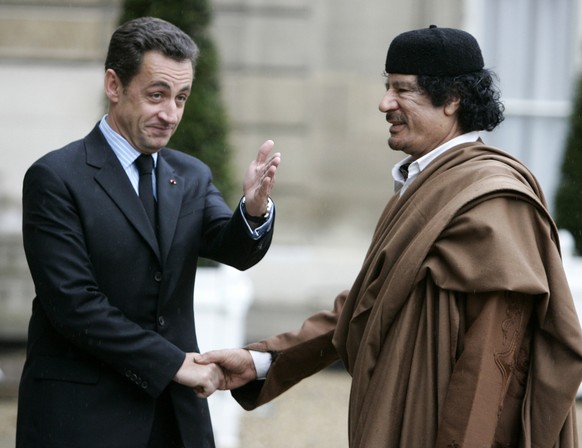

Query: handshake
173;349;257;398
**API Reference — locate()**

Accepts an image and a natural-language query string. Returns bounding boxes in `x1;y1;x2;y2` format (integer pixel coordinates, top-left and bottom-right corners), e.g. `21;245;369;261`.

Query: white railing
559;230;582;398
194;265;254;448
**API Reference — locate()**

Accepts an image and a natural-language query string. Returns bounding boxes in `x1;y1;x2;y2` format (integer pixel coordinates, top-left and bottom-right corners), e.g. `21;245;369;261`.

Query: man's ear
104;69;122;103
444;96;461;116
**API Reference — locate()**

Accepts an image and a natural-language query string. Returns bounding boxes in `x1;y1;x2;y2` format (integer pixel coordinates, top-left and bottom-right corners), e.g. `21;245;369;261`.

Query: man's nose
159;102;181;124
379;91;398;113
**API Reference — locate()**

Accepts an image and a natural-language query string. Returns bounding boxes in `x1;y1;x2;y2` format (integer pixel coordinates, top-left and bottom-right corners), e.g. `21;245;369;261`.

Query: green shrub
555;74;582;254
119;0;236;203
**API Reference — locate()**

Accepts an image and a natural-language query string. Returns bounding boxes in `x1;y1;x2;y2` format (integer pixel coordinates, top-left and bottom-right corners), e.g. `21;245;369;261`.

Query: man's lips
386;114;406;132
388;120;405;133
148;124;174;136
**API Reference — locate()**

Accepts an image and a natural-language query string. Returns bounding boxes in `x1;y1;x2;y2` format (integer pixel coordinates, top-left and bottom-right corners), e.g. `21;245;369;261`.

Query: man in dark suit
16;17;280;448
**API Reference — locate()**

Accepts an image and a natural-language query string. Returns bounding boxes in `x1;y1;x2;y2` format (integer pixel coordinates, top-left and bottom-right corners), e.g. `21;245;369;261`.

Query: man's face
378;74;460;160
105;51;193;154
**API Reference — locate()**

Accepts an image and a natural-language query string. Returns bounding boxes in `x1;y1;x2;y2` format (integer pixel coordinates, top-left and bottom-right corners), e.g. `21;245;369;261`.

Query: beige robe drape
234;143;582;447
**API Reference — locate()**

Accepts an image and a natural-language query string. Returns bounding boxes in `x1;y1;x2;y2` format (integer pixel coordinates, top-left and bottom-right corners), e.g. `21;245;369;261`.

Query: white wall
0;63;104;230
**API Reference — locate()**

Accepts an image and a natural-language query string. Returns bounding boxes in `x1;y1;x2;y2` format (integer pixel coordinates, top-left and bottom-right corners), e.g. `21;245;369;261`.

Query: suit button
141;381;148;389
154;271;162;282
158;315;166;327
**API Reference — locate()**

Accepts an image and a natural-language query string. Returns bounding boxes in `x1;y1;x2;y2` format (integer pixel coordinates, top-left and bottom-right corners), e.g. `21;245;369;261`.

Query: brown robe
234;142;582;447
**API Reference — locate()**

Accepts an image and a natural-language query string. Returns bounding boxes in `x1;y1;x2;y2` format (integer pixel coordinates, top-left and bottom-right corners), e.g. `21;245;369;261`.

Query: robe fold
234;142;582;447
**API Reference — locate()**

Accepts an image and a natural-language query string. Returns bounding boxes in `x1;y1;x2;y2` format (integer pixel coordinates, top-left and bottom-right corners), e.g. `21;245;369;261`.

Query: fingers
198;349;249;369
174;353;227;398
192;352;209;365
264;153;282;175
253;156;280;204
194;384;213;399
259;167;277;196
255;140;276;164
192;362;225;398
262;158;280;183
198;349;228;365
193;386;207;398
242;139;281;206
195;349;260;391
257;154;281;191
255;140;281;181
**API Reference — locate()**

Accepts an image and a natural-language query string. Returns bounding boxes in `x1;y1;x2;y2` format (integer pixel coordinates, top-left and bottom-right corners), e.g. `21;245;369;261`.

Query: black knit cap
385;25;484;76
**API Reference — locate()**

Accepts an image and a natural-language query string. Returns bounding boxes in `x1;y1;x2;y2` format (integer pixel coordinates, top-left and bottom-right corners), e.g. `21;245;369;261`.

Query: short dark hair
417;69;505;133
105;17;199;87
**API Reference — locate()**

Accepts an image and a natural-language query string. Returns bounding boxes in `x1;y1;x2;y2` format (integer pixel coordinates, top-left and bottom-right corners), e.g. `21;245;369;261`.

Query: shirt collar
98;115;158;169
392;131;480;185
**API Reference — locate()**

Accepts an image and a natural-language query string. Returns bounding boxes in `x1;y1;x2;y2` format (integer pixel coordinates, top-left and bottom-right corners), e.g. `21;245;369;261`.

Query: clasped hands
173;349;257;399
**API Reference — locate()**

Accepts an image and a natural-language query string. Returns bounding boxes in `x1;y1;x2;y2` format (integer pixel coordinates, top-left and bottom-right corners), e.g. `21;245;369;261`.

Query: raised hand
242;140;281;217
173;352;224;398
195;349;258;390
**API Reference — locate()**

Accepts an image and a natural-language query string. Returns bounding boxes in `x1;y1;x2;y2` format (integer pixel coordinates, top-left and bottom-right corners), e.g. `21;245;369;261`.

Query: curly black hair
417;69;505;133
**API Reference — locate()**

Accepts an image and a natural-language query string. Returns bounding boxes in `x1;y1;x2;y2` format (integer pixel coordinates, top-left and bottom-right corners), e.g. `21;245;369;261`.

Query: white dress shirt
392;131;481;196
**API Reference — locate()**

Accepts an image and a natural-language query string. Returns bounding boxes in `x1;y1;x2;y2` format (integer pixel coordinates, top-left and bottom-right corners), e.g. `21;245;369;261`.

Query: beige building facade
0;0;463;241
0;0;578;338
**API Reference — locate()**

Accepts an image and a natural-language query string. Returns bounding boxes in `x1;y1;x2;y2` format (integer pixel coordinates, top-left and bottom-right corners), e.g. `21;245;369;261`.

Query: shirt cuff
239;197;274;240
249;350;272;380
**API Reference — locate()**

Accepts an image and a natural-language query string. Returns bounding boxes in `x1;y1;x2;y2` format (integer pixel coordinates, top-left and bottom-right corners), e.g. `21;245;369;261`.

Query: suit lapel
85;127;161;261
156;151;185;266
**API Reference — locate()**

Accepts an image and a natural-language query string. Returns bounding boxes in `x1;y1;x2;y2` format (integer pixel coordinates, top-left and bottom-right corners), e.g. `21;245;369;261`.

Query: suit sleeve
199;181;274;270
23;162;184;398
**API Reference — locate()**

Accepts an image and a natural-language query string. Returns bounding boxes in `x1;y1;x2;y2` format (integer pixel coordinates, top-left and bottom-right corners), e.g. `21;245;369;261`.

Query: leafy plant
555;74;582;254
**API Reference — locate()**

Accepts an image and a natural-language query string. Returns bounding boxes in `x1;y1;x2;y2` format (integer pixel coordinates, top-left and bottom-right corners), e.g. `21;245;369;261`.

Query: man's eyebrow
147;80;191;93
148;80;171;90
387;79;418;90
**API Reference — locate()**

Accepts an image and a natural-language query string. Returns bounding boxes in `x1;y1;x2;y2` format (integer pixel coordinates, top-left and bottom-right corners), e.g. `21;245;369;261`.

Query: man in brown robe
200;26;582;447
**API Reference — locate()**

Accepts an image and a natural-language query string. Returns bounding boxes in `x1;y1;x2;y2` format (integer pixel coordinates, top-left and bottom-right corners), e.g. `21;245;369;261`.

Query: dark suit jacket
16;125;273;448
